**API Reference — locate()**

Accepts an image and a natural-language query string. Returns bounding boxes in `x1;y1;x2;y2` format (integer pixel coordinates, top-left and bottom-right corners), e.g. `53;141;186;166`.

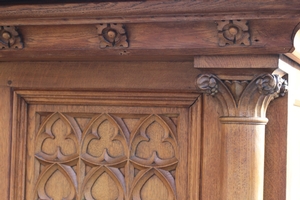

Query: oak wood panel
0;61;199;91
201;94;223;200
195;55;279;69
10;93;27;200
264;92;288;200
188;97;202;200
0;87;11;200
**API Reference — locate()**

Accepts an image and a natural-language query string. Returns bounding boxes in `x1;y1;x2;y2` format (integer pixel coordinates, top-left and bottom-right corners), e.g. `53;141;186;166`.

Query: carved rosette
196;73;287;118
216;20;250;47
0;26;23;49
96;23;128;48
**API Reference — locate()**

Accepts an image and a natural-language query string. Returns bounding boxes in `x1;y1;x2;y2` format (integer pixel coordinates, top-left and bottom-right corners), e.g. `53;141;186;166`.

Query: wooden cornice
0;1;300;25
0;0;299;62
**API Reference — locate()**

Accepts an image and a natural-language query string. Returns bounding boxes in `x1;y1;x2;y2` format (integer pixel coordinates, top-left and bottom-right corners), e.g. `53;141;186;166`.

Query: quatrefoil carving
216;20;251;46
0;26;23;49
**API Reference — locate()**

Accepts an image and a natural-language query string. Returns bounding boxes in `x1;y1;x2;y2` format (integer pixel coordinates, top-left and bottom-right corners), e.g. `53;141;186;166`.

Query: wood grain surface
0;19;298;61
0;87;11;200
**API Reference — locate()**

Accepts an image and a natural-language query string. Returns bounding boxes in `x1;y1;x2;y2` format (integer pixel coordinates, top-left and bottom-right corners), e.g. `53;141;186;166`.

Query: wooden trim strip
15;90;200;107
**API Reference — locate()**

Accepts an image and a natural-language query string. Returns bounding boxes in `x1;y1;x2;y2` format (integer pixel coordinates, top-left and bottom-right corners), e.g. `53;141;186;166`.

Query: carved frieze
0;26;23;49
96;23;128;48
216;20;251;47
196;74;287;117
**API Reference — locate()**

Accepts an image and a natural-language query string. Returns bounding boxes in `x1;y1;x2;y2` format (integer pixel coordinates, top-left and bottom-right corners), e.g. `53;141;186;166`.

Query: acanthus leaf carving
96;23;128;48
0;26;23;49
196;73;288;118
224;80;249;103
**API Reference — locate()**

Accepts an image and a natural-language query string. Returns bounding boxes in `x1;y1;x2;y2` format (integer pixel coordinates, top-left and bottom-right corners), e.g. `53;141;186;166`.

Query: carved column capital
196;73;287;200
196;73;287;118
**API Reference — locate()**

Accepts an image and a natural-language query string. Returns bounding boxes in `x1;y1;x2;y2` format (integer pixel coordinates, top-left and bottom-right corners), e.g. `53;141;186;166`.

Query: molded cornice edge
0;1;300;25
285;23;300;65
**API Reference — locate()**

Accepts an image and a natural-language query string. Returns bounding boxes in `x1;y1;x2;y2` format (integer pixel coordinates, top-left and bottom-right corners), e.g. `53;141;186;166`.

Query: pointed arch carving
82;166;126;200
35;163;77;200
130;168;176;200
23;104;185;199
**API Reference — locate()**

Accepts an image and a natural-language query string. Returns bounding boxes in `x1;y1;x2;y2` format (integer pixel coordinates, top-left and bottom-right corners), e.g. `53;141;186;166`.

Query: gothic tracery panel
28;110;183;200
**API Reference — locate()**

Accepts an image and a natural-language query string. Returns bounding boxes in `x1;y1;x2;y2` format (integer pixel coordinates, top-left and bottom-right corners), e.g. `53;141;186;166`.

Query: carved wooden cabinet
0;1;300;200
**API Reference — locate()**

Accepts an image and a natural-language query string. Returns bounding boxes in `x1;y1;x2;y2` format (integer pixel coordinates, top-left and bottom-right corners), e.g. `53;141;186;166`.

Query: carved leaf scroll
256;74;288;97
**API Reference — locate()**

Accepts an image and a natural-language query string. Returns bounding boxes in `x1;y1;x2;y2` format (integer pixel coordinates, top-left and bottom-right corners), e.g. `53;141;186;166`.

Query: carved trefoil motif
216;20;251;47
96;23;129;48
31;112;178;199
0;26;23;49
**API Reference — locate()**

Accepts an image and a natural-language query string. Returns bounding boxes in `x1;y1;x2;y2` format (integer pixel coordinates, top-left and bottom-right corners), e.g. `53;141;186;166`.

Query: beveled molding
196;73;287;118
0;1;300;25
14;90;200;107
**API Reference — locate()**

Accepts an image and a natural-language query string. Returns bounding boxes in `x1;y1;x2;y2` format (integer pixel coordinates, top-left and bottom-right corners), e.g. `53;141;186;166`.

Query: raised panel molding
10;90;201;200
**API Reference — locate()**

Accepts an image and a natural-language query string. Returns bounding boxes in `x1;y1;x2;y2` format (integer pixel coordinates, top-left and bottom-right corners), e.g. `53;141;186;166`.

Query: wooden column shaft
220;117;267;200
195;57;287;200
